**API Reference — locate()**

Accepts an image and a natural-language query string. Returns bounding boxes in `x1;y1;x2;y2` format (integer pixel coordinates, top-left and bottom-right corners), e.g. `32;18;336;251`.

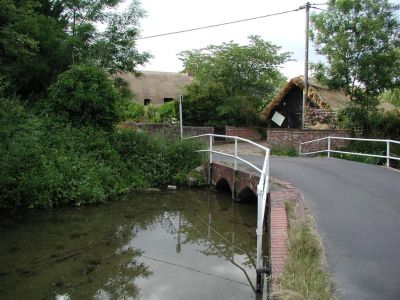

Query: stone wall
267;128;351;153
225;126;264;141
119;122;214;141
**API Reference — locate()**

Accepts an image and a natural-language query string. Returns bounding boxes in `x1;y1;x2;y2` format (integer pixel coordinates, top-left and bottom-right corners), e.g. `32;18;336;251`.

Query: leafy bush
0;100;128;208
270;145;298;157
381;88;400;108
370;111;400;140
0;99;204;208
215;96;259;127
112;77;146;122
338;104;400;139
332;140;390;166
155;101;177;123
132;101;178;123
122;102;146;121
165;138;204;184
182;81;226;127
48;64;121;130
337;105;366;131
111;129;204;186
144;104;158;122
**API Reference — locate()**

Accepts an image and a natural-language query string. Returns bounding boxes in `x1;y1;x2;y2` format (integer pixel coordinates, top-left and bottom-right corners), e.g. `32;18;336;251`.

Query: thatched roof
378;101;400;113
117;71;193;105
260;76;350;121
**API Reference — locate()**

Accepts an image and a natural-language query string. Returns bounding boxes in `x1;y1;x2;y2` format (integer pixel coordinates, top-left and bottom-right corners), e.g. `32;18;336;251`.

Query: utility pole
302;2;311;129
178;95;183;139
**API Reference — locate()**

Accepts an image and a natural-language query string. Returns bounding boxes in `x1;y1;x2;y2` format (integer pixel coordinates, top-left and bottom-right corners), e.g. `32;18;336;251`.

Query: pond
0;188;267;300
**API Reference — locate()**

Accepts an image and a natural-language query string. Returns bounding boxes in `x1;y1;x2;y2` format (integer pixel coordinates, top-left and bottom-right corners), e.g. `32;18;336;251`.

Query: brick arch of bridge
210;162;260;201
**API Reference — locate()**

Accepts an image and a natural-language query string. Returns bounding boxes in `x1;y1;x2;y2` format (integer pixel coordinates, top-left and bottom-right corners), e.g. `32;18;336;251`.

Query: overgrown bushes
334;105;400;165
48;64;121;130
338;105;400;139
0;99;203;209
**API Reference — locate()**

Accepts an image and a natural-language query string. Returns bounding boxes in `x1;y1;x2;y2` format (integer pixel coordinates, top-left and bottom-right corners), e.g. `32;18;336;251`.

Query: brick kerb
269;177;305;281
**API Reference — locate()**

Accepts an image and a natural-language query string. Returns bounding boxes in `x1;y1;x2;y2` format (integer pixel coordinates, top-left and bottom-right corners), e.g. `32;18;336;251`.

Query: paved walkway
213;144;400;299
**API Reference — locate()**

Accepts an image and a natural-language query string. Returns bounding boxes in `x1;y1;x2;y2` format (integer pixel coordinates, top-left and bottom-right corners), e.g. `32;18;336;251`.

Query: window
163;98;173;103
144;99;151;106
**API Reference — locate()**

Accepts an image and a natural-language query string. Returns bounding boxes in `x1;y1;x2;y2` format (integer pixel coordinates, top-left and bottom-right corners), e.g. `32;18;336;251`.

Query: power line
311;6;327;11
136;7;304;40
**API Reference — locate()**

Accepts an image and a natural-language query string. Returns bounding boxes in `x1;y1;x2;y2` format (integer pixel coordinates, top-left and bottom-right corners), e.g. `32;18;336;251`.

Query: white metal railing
299;136;400;167
186;133;270;291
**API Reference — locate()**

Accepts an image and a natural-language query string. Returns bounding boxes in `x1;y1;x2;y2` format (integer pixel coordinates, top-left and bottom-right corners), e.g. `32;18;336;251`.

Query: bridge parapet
210;162;260;201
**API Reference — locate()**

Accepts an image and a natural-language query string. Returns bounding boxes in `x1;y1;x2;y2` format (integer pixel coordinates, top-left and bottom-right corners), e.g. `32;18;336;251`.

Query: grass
330;152;385;165
328;140;398;166
270;145;298;157
271;201;334;300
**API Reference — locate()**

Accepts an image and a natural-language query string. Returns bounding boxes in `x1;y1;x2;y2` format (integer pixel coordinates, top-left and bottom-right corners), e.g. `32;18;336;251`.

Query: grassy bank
271;202;334;300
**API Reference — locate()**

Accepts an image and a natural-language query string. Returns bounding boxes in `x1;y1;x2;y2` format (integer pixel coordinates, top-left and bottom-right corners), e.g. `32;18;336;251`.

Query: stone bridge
210;162;260;201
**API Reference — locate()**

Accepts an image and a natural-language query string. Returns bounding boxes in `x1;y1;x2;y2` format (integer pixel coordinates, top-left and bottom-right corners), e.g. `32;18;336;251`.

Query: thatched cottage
117;71;193;106
260;76;350;129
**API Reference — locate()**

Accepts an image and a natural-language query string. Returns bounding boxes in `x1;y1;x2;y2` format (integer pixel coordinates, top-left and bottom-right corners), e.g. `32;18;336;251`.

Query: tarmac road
214;153;400;299
268;157;400;300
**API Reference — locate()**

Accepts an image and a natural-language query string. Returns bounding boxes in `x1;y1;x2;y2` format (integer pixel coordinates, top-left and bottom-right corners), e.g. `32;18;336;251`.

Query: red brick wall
267;128;351;153
210;162;260;200
225;126;264;141
119;122;214;141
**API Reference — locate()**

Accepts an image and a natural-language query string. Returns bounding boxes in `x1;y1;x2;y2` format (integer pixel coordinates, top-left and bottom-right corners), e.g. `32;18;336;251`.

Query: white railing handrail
195;149;263;173
299;136;400;167
188;133;269;152
186;133;270;290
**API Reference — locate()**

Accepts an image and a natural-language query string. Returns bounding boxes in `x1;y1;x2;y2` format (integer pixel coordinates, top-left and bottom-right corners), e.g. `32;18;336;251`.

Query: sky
133;0;399;80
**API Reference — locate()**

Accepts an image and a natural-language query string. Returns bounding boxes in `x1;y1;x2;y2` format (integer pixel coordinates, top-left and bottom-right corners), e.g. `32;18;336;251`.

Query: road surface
215;153;400;299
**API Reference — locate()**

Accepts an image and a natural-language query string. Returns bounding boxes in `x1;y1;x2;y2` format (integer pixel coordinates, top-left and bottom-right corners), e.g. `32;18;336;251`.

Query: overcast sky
133;0;399;80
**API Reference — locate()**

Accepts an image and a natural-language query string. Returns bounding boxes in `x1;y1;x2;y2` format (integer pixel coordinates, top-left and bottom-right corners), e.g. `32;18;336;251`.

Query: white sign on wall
271;111;285;126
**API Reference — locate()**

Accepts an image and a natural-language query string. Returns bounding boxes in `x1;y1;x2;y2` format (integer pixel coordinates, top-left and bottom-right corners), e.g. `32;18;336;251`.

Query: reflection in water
0;188;265;299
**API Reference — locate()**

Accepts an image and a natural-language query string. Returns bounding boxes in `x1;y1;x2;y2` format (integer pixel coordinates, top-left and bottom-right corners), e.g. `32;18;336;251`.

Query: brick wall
225;126;264;141
267;128;351;153
119;122;214;141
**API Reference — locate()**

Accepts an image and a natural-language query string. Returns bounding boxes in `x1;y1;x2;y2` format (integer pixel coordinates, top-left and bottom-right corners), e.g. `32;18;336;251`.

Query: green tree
48;64;121;129
0;0;149;98
311;0;400;106
0;0;38;62
58;0;150;71
181;81;227;127
59;0;121;64
180;36;290;106
179;36;290;127
92;1;151;74
0;0;69;97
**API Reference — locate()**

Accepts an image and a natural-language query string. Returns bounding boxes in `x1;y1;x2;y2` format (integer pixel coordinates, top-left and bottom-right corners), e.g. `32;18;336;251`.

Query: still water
0;189;265;300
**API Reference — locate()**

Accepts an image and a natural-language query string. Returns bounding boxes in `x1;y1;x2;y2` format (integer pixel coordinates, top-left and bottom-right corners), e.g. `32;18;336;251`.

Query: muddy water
0;189;265;300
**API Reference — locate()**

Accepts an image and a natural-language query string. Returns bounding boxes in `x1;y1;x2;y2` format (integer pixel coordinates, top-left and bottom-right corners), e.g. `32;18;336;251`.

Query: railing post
328;136;331;158
386;140;390;167
234;139;238;171
256;184;264;292
209;135;213;185
299;143;302;156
